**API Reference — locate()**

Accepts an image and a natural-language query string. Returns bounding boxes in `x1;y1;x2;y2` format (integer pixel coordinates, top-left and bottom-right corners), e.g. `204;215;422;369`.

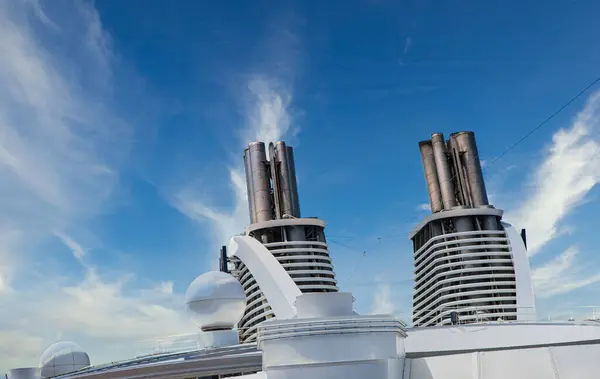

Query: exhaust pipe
419;140;443;213
286;146;301;217
243;148;256;223
269;142;282;219
248;142;273;222
431;133;456;210
275;141;295;218
453;131;489;207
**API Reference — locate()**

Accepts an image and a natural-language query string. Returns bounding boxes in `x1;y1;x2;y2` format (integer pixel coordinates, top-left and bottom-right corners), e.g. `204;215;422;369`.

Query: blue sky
2;0;600;370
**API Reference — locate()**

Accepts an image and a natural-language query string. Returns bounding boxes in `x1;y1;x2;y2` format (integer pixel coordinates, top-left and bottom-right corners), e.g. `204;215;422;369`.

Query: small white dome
185;271;246;331
40;341;90;378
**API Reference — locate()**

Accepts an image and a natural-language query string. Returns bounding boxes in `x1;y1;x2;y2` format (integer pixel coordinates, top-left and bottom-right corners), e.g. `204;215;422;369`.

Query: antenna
219;246;228;273
520;229;527;249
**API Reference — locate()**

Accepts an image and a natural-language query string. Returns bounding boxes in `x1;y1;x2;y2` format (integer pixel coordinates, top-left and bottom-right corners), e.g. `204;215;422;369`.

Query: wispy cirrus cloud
505;91;600;256
416;203;430;212
499;90;600;300
398;36;412;66
532;247;600;298
370;281;396;315
53;232;88;262
0;0;127;278
0;0;194;371
171;13;303;260
173;168;250;252
0;236;195;368
459;90;599;307
172;76;296;265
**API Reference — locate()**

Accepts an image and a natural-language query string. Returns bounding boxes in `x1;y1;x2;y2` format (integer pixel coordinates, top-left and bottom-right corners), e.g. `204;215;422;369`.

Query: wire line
491;75;600;164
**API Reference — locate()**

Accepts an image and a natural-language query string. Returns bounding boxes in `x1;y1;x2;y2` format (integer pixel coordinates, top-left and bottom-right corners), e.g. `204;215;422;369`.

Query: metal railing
399;305;600;328
133;332;207;357
133;306;600;356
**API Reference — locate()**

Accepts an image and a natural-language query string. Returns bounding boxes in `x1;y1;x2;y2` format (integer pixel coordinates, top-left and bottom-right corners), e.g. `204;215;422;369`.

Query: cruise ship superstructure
231;141;337;343
412;132;536;327
7;133;600;379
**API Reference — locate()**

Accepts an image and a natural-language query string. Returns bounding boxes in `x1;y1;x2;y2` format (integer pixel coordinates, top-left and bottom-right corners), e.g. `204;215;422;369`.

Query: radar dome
40;341;90;378
185;271;246;331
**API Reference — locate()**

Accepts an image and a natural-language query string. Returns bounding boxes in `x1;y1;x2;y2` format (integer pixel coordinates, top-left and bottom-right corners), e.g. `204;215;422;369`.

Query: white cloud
498;90;600;300
172;168;250;260
370;281;395;315
403;36;412;55
0;1;195;372
0;233;197;371
416;203;430;212
168;11;304;269
244;76;294;144
532;247;600;298
54;232;87;262
0;7;125;221
0;252;196;369
505;91;600;255
172;78;298;263
0;330;46;370
45;271;189;340
398;36;412;66
0;225;23;295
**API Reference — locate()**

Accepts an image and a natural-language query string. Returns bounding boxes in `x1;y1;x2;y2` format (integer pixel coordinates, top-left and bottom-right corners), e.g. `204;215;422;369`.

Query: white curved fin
502;221;537;321
229;235;301;319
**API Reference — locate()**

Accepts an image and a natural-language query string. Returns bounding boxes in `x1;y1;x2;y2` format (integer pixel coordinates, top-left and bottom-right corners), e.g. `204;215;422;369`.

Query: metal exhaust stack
268;142;282;219
247;142;273;223
275;141;296;218
243;148;256;223
418;131;491;213
418;140;443;213
431;133;456;210
452;131;489;207
286;146;301;217
244;141;302;224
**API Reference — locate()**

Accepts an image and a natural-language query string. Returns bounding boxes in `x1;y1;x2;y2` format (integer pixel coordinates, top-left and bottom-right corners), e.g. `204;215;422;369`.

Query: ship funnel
411;132;510;328
417;131;491;212
244;140;301;224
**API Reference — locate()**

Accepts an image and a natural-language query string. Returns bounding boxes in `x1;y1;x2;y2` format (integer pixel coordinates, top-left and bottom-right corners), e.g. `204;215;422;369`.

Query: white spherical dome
40;341;90;378
185;271;246;331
